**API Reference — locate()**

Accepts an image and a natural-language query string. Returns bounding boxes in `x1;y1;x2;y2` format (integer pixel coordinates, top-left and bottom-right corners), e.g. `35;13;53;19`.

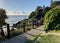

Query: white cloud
6;10;29;15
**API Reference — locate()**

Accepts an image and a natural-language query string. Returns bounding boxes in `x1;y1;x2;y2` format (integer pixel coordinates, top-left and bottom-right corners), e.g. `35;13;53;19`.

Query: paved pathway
0;26;44;43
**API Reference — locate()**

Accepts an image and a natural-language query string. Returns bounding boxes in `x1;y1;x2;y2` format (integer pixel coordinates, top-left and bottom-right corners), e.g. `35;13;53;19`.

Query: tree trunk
0;26;5;36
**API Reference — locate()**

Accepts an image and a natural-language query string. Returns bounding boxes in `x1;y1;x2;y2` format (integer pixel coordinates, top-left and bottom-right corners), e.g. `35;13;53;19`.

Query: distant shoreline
7;15;29;16
5;15;29;26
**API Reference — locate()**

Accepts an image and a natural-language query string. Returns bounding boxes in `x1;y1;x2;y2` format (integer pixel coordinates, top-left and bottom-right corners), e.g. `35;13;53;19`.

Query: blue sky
0;0;51;15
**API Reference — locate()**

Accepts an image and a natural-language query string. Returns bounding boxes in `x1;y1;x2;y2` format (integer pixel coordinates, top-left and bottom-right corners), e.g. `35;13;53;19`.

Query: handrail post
7;24;10;39
23;22;26;33
32;21;35;29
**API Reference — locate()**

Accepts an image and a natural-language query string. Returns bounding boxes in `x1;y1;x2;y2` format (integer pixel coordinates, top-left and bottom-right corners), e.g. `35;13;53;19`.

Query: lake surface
5;15;29;26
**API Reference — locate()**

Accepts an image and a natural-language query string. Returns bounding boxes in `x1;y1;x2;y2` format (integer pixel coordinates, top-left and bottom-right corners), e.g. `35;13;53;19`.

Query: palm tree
0;9;7;36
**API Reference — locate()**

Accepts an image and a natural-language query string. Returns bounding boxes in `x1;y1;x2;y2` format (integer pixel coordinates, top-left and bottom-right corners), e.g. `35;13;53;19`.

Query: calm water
5;15;29;26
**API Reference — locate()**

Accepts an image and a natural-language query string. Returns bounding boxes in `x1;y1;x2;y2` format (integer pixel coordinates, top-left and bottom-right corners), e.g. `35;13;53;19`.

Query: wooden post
32;21;35;29
7;24;10;39
23;22;26;32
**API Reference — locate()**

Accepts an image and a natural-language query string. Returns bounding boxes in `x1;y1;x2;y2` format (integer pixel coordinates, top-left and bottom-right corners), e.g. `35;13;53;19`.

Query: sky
0;0;51;15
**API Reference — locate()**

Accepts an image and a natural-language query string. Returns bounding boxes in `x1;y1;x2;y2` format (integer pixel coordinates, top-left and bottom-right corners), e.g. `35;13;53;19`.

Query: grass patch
0;36;5;42
26;35;40;43
39;35;60;43
25;25;32;31
49;30;60;33
26;34;60;43
10;29;23;37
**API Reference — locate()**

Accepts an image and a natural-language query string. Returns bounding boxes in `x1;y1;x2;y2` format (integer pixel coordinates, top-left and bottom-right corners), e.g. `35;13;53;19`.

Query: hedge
44;6;60;31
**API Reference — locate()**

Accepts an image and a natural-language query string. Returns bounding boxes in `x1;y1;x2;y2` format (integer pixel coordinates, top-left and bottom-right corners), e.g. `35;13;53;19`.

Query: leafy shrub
39;35;60;43
10;29;23;37
0;36;5;42
44;6;60;31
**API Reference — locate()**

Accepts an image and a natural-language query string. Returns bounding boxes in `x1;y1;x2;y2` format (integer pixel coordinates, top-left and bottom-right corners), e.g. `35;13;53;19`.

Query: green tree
29;11;36;19
29;6;43;20
0;9;7;36
43;6;51;17
35;6;43;20
44;6;60;31
51;1;60;8
29;6;51;25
